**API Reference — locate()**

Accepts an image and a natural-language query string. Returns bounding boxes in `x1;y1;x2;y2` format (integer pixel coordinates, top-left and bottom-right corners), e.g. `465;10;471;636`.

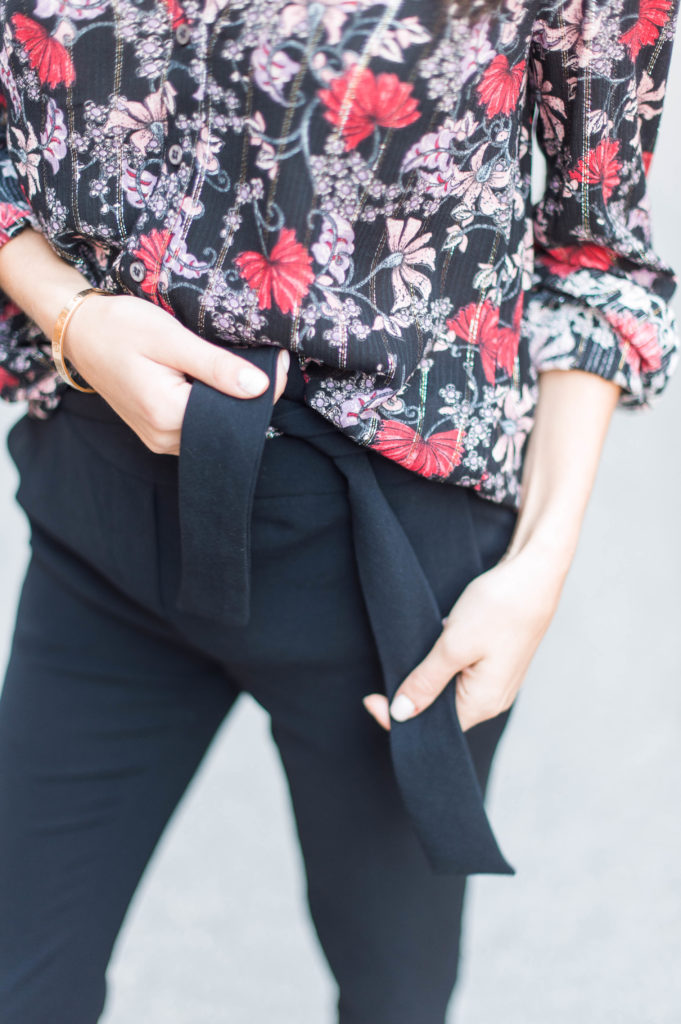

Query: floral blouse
0;0;678;509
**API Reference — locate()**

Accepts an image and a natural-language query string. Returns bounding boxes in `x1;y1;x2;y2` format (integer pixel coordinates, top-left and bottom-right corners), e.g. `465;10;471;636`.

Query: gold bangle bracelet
51;286;114;393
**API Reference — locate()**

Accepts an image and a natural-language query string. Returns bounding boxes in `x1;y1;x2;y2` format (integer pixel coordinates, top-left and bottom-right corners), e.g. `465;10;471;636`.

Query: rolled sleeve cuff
522;266;680;410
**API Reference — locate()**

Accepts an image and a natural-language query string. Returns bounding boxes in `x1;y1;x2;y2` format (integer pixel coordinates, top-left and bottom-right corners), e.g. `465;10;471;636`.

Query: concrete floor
1;49;680;1024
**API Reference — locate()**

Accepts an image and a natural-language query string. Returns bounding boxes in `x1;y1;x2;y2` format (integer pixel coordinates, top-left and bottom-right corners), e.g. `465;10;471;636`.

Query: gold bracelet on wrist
51;286;114;393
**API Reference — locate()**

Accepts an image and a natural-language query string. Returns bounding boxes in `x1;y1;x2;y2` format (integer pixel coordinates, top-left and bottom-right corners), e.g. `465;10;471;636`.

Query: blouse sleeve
523;0;680;408
0;96;56;407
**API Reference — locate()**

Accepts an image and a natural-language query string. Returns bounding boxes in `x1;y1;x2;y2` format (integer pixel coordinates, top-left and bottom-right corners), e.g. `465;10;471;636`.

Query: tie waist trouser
0;346;519;1024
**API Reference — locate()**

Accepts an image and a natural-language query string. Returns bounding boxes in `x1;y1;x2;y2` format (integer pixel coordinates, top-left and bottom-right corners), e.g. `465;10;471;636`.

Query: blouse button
167;143;183;166
129;259;147;283
174;22;192;45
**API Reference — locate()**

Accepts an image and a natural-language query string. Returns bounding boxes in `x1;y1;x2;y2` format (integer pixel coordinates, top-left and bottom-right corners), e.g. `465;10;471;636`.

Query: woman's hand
0;226;289;457
63;292;290;456
362;538;567;732
363;368;623;733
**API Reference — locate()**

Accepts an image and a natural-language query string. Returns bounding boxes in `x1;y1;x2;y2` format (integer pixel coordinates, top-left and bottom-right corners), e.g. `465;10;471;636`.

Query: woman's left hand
362;368;624;733
362;539;569;732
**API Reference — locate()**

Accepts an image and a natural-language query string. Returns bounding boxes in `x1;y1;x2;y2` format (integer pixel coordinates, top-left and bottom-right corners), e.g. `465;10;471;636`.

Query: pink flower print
251;44;301;105
34;0;109;21
201;0;229;25
372;16;432;61
491;385;536;475
386;217;436;312
312;213;355;286
446;145;511;217
605;310;663;375
280;1;382;47
402;128;456;200
460;20;495;83
0;45;21;113
9;123;41;197
39;96;67;174
106;83;177;154
338;388;394;429
195;124;221;173
121;161;158;209
401;119;482;200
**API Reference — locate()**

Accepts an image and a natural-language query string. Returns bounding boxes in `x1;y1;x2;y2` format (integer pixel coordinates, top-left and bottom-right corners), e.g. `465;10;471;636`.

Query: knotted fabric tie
175;346;514;877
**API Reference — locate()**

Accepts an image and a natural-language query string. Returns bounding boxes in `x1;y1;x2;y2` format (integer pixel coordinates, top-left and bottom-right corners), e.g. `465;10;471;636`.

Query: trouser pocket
6;409;163;612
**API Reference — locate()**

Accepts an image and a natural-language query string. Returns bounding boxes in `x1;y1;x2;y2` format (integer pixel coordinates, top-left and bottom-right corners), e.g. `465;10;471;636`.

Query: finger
454;666;516;733
388;630;471;722
274;348;290;402
164;329;272;399
362;693;391;731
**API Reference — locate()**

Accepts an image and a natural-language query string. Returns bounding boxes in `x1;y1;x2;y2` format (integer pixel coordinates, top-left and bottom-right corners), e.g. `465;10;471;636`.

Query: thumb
388;630;471;723
165;327;277;399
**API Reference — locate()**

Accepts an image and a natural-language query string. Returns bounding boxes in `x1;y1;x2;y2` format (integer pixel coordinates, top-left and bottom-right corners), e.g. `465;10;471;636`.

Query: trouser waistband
59;346;514;879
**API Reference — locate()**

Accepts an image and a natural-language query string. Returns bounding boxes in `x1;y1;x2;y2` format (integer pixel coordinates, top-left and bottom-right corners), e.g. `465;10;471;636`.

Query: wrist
0;227;95;339
503;499;581;580
52;288;116;392
60;290;109;365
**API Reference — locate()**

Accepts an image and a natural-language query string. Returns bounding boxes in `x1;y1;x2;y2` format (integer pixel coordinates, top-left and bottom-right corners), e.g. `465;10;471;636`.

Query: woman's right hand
0;227;290;457
63;291;291;456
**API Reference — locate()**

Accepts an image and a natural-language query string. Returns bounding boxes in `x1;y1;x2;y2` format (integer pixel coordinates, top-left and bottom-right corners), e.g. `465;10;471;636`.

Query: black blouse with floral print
0;0;678;509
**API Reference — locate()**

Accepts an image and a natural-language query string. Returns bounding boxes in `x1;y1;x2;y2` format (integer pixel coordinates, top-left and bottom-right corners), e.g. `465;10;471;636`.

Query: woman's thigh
2;399;518;1023
169;441;517;1024
0;524;240;1024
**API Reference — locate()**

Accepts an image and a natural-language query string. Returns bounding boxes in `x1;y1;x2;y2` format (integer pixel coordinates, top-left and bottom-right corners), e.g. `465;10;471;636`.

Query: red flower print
539;243;617;277
162;0;188;30
318;68;420;151
620;0;672;60
235;228;314;315
642;151;654;176
476;55;526;118
569;139;622;203
131;228;173;309
10;15;75;89
371;420;465;478
605;310;662;375
0;202;30;247
0;367;20;390
446;299;519;384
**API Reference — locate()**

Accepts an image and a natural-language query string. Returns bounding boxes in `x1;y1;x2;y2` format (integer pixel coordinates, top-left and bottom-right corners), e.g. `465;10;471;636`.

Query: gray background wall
1;46;680;1024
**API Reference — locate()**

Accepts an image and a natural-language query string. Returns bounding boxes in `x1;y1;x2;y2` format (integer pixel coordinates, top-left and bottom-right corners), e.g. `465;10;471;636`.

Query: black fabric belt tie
175;345;514;877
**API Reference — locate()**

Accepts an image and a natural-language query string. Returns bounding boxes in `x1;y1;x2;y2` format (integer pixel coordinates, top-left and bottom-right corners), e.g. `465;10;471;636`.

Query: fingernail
278;348;290;373
390;694;416;722
238;366;269;396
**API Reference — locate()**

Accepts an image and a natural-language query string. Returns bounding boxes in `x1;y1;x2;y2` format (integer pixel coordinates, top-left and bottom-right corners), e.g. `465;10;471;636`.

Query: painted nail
390;694;416;722
238;366;269;396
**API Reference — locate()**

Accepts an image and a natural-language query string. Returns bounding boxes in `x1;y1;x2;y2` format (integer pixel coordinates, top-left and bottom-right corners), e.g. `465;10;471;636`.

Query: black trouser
0;379;518;1024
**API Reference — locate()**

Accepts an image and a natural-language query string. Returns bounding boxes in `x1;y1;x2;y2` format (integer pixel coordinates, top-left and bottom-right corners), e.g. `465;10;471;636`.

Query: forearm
0;227;92;344
505;369;622;574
